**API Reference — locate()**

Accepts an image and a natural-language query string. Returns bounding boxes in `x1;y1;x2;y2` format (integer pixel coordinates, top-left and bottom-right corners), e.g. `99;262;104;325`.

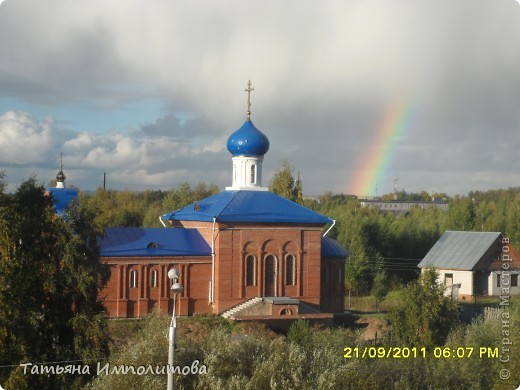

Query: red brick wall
320;258;345;313
213;223;327;314
100;223;345;318
99;257;212;318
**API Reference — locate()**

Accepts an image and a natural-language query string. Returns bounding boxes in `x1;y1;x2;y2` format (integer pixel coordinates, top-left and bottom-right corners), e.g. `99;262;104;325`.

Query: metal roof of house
321;236;349;258
418;231;501;270
162;190;332;225
99;227;211;257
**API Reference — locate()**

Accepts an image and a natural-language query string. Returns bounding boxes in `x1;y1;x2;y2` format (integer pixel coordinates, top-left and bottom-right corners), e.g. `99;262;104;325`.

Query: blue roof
321;236;348;258
99;228;212;257
47;187;79;216
162;190;333;225
227;120;270;157
418;231;501;270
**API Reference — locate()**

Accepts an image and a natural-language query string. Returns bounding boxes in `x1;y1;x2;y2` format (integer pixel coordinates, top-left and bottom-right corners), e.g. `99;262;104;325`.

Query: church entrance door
264;255;276;297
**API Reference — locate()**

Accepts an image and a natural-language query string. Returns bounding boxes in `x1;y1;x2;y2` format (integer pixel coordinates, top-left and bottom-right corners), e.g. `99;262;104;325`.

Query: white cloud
0;111;54;164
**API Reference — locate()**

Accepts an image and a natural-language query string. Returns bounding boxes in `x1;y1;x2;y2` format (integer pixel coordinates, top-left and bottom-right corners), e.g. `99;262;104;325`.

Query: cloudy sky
0;0;519;196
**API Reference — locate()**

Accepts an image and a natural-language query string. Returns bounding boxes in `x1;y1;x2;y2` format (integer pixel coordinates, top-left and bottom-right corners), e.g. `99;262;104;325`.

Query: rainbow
348;100;412;197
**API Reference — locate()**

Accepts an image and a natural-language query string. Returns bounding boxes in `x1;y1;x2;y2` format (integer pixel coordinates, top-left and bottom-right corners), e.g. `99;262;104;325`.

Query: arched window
250;164;256;184
285;254;295;285
264;255;277;297
150;269;158;288
246;254;256;286
129;270;138;288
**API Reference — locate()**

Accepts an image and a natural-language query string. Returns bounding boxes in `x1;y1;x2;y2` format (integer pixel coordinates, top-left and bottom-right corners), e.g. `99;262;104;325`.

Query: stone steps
221;297;263;319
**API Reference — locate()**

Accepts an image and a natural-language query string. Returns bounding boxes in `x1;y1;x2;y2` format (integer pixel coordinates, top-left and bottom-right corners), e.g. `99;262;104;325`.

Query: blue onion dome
226;119;270;157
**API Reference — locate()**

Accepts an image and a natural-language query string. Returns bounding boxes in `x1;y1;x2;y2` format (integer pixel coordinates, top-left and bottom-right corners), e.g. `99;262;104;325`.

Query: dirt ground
355;317;391;341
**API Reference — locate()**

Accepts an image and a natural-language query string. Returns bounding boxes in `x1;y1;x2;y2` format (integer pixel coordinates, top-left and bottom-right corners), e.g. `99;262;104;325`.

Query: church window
151;269;158;288
250;164;256;184
497;274;501;288
512;274;518;287
246;255;256;286
285;254;295;285
130;270;138;288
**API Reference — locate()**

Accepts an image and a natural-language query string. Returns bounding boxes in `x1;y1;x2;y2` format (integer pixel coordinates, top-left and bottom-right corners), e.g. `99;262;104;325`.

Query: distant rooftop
359;198;448;204
359;197;448;215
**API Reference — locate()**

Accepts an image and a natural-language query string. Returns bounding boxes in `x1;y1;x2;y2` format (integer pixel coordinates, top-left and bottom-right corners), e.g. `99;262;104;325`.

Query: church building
98;82;347;319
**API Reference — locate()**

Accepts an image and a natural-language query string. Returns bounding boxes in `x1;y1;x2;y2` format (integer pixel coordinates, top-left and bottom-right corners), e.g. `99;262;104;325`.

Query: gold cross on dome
245;80;254;120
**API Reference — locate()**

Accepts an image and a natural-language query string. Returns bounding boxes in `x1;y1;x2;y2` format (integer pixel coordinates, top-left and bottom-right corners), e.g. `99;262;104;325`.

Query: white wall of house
435;269;474;298
423;268;520;298
489;272;501;296
489;271;520;296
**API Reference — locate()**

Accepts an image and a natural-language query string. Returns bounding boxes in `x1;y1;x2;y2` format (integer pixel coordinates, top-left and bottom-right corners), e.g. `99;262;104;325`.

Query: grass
347;291;520;313
350;311;389;320
345;290;402;313
107;318;146;353
106;314;281;357
458;295;520;310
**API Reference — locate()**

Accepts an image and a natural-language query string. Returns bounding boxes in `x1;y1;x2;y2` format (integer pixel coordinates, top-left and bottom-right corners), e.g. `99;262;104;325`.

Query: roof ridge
214;190;240;220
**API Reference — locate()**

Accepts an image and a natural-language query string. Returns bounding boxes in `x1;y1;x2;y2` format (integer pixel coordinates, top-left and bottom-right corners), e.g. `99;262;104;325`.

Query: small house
418;231;520;300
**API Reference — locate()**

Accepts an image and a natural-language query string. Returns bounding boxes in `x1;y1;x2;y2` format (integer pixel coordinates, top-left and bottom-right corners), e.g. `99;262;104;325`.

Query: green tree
287;318;313;348
269;159;304;204
161;182;219;216
445;196;476;231
371;267;389;312
79;189;146;229
0;177;109;388
391;268;459;348
344;235;371;303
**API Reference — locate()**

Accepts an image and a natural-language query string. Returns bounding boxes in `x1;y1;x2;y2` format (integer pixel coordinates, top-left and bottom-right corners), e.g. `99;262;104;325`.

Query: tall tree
445;196;476;231
269;159;304;204
371;265;389;312
391;268;459;348
0;177;109;388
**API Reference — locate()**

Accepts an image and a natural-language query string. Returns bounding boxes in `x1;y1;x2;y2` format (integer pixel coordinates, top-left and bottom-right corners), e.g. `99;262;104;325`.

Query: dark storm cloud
0;0;519;194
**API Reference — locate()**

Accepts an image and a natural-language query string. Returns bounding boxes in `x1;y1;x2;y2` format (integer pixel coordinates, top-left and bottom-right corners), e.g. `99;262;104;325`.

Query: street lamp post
167;268;183;390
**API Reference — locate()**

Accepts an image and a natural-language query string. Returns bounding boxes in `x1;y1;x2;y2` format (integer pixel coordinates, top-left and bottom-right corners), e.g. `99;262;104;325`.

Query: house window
512;274;518;287
250;164;256;184
129;270;138;288
246;255;256;286
444;273;453;286
285;254;295;285
150;269;158;288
